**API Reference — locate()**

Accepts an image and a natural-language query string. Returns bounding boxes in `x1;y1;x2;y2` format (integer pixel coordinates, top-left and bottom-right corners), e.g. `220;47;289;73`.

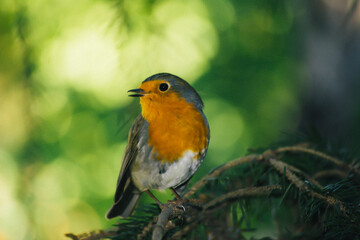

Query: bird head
128;73;204;115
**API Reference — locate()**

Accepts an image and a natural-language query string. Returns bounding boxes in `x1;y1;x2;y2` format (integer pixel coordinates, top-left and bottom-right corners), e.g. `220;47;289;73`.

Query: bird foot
166;199;186;212
176;204;186;212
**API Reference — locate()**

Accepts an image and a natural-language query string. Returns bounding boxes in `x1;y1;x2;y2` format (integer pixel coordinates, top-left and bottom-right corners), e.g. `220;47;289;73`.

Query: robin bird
106;73;210;219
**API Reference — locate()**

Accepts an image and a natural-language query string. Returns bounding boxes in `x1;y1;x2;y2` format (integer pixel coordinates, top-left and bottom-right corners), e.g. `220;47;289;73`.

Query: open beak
127;88;146;97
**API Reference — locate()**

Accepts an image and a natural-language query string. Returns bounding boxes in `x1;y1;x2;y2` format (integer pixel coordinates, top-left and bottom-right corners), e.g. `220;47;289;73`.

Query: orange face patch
138;80;208;163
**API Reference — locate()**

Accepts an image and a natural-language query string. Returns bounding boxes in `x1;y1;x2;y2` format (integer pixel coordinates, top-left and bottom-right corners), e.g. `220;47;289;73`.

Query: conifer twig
273;160;323;188
313;169;348;179
169;221;199;240
65;230;116;240
268;158;349;216
184;154;263;198
152;185;282;240
170;185;281;239
203;185;281;211
276;146;360;175
137;220;156;240
276;146;344;168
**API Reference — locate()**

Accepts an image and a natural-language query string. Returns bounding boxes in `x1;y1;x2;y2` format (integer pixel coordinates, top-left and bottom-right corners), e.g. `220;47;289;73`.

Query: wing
106;114;147;218
113;114;145;202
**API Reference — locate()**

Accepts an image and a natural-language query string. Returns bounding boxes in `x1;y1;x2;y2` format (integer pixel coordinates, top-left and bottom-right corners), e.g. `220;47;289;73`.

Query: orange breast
140;91;208;163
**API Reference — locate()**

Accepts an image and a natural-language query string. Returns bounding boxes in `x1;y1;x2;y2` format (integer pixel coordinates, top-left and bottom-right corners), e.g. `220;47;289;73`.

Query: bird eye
159;83;169;92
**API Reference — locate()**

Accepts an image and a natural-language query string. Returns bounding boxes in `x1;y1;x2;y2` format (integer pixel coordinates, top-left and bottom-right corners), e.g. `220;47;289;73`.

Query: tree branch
152;205;173;240
66;144;355;240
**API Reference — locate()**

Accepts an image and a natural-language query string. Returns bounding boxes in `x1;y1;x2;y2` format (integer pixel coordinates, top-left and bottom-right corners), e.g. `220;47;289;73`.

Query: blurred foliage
0;0;358;240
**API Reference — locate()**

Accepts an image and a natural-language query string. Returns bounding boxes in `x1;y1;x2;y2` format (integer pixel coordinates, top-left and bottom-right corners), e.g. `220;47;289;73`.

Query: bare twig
151;202;191;240
152;205;173;240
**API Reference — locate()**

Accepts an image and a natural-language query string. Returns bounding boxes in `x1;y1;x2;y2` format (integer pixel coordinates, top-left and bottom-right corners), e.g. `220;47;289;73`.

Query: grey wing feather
113;114;144;202
106;114;145;219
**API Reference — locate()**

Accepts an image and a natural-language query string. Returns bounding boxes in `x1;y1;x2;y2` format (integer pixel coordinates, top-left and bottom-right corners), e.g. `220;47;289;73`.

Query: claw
176;205;186;212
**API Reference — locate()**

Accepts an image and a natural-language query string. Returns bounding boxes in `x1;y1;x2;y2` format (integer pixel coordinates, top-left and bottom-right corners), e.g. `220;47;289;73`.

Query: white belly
131;150;202;191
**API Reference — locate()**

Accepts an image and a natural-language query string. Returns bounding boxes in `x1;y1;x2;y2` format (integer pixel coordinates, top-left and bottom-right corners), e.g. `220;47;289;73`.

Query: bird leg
169;188;182;202
145;189;186;212
145;190;164;209
169;187;185;212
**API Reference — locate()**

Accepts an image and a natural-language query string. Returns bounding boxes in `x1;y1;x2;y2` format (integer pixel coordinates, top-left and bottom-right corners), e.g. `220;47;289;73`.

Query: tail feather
106;181;141;219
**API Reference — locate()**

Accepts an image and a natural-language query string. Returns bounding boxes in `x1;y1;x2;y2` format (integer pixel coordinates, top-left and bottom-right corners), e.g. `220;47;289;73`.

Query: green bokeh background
1;0;355;239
